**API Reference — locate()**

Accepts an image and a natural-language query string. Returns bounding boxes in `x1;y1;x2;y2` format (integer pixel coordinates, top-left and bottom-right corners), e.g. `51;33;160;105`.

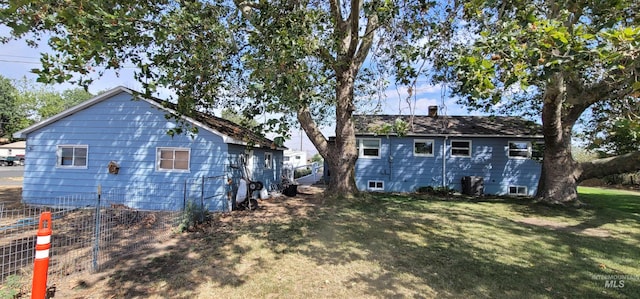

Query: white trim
56;145;88;169
156;147;191;172
367;180;384;191
508;185;528;196
450;140;472;157
508;141;531;159
358;138;381;159
413;139;435;157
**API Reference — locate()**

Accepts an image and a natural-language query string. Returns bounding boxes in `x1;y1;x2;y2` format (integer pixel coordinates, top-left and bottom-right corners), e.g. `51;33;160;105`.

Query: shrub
178;200;208;232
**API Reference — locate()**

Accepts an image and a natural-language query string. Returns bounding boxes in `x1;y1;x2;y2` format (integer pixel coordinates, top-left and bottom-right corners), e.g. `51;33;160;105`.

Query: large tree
434;1;639;204
0;75;21;140
1;0;438;196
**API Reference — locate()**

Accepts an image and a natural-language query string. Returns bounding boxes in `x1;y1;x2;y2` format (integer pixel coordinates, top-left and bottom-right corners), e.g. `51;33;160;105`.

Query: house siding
354;136;541;195
21;92;231;210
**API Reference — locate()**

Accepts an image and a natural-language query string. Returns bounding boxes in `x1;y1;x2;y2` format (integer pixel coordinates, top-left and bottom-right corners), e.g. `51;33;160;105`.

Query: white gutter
443;135;448;188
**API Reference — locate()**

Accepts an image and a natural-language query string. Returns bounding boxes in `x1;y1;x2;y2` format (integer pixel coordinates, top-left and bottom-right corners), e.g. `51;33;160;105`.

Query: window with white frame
368;180;384;191
450;140;471;157
414;139;434;157
508;186;528;196
57;145;88;168
508;141;531;158
157;147;190;171
357;138;381;158
264;152;273;169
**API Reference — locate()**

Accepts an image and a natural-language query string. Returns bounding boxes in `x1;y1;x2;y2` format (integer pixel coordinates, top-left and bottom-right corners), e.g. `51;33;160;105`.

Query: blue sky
0;29;474;155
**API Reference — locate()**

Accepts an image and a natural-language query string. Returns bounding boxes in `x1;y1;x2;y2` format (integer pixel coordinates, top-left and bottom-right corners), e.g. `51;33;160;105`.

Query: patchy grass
55;187;639;299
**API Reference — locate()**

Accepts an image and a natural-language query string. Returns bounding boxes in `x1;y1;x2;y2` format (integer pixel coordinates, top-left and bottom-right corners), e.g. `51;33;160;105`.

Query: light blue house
14;86;285;210
329;110;544;196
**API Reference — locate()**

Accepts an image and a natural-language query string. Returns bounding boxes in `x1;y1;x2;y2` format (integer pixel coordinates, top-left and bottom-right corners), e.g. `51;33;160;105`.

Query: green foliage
294;168;312;179
0;75;20;140
310;153;323;163
220;108;259;128
0;274;23;299
416;185;455;196
178;200;208;232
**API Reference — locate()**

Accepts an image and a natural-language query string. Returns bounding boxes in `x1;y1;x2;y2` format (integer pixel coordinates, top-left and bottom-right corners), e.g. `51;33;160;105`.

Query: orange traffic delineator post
32;212;52;299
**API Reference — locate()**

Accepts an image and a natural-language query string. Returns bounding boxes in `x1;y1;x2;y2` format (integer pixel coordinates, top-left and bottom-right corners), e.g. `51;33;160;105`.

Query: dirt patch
0;186;324;298
0;186;23;209
516;217;611;238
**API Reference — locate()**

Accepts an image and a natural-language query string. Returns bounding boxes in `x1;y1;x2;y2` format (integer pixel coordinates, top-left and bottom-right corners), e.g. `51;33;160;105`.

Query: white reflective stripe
35;249;50;259
36;235;51;245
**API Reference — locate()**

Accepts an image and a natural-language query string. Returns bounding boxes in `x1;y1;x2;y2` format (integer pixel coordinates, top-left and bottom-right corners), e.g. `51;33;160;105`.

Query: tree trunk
535;74;583;205
297;70;359;197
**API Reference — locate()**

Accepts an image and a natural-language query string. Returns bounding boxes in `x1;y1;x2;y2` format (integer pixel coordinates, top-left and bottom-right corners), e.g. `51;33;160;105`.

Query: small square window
368;180;384;191
508;186;528;196
57;145;88;168
451;140;471;157
414;139;434;157
508;141;531;158
157;147;190;171
358;138;381;158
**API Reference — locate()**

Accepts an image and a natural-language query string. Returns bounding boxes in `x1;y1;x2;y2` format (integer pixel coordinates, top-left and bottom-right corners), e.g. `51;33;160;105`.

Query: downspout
442;135;448;187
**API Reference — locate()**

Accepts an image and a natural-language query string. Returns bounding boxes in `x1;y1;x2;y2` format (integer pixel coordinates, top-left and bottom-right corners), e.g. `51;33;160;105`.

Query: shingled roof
353;114;543;137
147;97;280;149
14;86;284;149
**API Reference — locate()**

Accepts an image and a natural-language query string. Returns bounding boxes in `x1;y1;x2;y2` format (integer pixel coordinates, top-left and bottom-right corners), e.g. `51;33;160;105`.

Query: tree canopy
1;0;442;195
433;0;639;204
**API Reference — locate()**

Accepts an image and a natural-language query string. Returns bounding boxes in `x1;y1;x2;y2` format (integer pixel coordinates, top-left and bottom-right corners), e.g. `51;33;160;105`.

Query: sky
0;28;475;156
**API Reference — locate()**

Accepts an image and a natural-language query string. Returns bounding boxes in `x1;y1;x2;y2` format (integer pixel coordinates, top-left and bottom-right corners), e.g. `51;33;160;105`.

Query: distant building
283;150;307;168
0;141;26;157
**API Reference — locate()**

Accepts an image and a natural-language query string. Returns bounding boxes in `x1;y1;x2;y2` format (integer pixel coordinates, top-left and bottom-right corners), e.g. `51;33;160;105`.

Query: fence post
31;212;52;299
92;185;102;271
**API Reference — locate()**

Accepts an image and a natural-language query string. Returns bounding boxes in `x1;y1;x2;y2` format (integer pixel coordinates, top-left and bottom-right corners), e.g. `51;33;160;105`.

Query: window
264;152;273;169
414;139;434;157
284;156;290;162
368;180;384;191
509;186;528;196
295;155;301;160
450;140;471;157
508;141;531;158
357;138;381;158
157;147;190;171
57;145;88;168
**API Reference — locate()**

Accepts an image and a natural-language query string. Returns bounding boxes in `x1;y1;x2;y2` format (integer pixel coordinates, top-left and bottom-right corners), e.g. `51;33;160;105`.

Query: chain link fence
0;178;227;296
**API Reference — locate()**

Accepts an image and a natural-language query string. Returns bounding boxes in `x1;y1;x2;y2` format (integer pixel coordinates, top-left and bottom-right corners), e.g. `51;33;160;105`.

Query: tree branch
579;151;640;181
353;12;378;67
346;0;363;58
297;103;330;157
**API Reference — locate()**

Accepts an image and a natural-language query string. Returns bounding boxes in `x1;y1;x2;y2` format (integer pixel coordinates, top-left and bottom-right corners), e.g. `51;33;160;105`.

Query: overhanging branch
579;151;640;181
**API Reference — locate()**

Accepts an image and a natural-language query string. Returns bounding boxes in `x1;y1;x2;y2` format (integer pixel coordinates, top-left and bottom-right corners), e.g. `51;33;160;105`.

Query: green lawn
60;187;640;298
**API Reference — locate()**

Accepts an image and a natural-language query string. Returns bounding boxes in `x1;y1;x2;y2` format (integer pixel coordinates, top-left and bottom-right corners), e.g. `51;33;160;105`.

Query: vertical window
264;152;273;169
450;140;471;157
414;139;434;157
358;138;381;158
508;141;531;158
157;147;190;171
57;145;88;168
368;180;384;191
508;186;528;196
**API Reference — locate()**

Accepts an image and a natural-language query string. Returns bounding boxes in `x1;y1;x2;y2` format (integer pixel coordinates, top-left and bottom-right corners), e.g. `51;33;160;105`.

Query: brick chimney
428;106;438;117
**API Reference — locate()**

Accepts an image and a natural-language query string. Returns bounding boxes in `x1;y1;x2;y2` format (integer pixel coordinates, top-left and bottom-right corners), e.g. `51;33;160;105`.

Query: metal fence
0;178;225;295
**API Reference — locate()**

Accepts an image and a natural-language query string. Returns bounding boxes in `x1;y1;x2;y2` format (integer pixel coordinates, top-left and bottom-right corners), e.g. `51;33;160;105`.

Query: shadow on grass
97;190;638;298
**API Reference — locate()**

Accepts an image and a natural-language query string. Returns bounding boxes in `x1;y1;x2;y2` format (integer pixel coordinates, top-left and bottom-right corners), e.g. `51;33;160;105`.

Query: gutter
443;135;448;188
